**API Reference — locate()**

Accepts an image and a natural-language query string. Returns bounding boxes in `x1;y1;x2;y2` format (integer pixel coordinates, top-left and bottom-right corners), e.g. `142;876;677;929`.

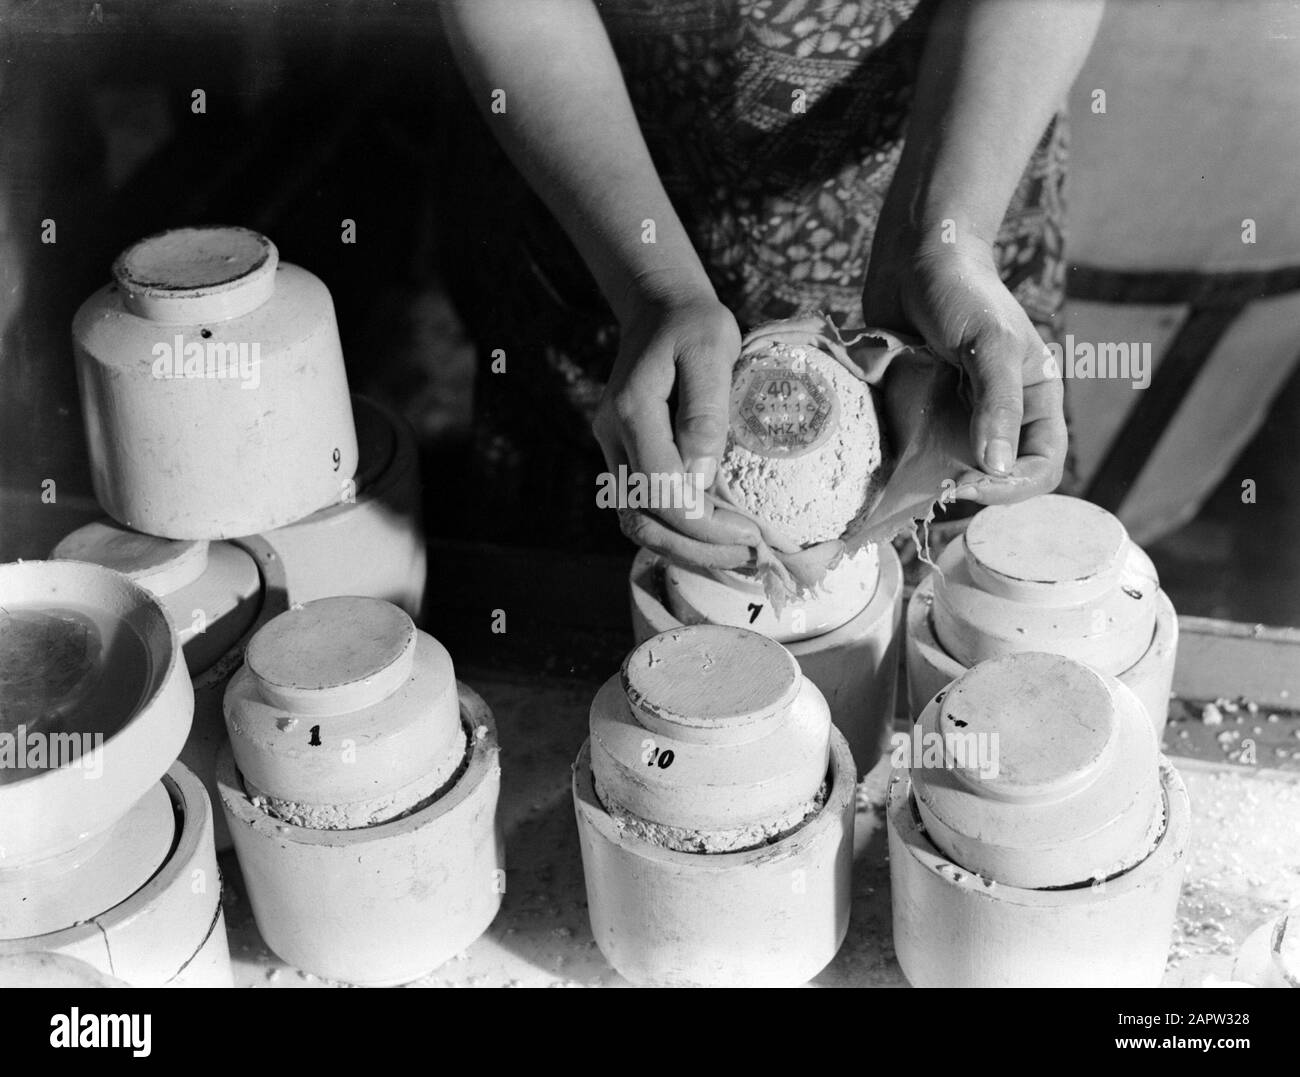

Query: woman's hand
443;0;769;560
863;235;1066;503
858;0;1102;503
592;288;764;563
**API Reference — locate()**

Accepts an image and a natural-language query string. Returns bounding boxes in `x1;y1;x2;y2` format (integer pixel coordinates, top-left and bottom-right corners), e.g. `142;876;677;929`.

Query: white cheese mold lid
909;651;1162;889
589;625;831;834
51;519;261;677
223;597;462;817
73;225;359;539
52;521;209;594
931;495;1161;675
112;225;277;323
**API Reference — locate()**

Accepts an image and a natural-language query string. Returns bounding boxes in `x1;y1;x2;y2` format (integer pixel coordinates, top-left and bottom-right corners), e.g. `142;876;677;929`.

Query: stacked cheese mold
73;226;358;539
49;520;264;851
217;597;503;986
888;651;1189;987
573;625;855;986
906;494;1178;734
630;335;903;775
0;561;231;986
65;226;427;849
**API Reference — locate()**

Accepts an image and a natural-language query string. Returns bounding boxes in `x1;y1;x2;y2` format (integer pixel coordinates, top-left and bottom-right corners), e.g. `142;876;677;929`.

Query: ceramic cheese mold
631;548;901;778
49;522;288;853
51;521;263;680
630;335;902;775
251;394;427;618
50;392;428;852
72;225;358;539
573;625;855;987
1233;906;1299;988
217;597;503;986
887;651;1189;988
0;560;232;987
906;494;1178;734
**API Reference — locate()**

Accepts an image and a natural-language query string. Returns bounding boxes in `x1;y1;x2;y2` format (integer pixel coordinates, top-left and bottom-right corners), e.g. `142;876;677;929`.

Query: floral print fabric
453;0;1068;457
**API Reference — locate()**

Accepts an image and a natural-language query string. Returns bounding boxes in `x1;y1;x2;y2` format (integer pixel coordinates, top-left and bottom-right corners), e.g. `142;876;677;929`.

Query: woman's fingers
673;306;738;488
616;507;755;569
961;315;1028;478
615;381;760;546
1015;370;1067;485
595;301;758;550
883;244;1068;496
954;353;1066;503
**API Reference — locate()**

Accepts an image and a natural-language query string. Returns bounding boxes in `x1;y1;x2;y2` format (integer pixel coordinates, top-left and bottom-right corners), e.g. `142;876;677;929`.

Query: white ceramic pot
574;625;853;986
0;762;232;987
223;597;463;828
251;394;427;618
72;226;358;539
906;495;1178;733
887;652;1189;988
218;681;503;986
630;544;902;775
0;559;193;866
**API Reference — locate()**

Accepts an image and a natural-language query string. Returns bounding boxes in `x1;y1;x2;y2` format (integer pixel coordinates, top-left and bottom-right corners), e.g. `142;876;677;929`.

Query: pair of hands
592;236;1067;567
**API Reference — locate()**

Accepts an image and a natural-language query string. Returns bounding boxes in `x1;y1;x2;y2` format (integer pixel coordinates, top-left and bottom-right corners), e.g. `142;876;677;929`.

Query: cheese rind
719;342;884;547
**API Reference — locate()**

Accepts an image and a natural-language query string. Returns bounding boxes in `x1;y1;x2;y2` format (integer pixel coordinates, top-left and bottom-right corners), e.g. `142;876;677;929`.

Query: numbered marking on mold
640;737;676;769
747;602;763;624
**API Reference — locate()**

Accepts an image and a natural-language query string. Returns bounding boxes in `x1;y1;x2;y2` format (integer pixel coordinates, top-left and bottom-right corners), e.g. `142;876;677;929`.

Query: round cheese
719;340;884;546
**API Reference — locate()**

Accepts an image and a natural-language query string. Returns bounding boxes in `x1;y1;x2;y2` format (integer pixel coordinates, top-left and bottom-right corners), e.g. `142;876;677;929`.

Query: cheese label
730;356;838;458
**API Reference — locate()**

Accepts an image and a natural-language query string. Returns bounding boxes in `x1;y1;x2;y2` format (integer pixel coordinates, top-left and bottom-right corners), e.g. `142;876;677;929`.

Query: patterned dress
600;0;1067;331
442;0;1069;543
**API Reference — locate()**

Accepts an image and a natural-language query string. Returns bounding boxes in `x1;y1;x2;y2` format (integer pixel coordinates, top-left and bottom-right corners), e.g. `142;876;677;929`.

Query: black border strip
1068;262;1300;307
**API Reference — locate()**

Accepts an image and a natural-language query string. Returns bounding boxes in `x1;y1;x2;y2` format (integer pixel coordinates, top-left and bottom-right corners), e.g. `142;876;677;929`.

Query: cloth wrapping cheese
705;313;978;607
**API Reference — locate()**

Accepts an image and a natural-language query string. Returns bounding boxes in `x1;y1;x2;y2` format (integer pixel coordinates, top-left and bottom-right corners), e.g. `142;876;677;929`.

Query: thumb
962;323;1025;477
674;335;734;488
